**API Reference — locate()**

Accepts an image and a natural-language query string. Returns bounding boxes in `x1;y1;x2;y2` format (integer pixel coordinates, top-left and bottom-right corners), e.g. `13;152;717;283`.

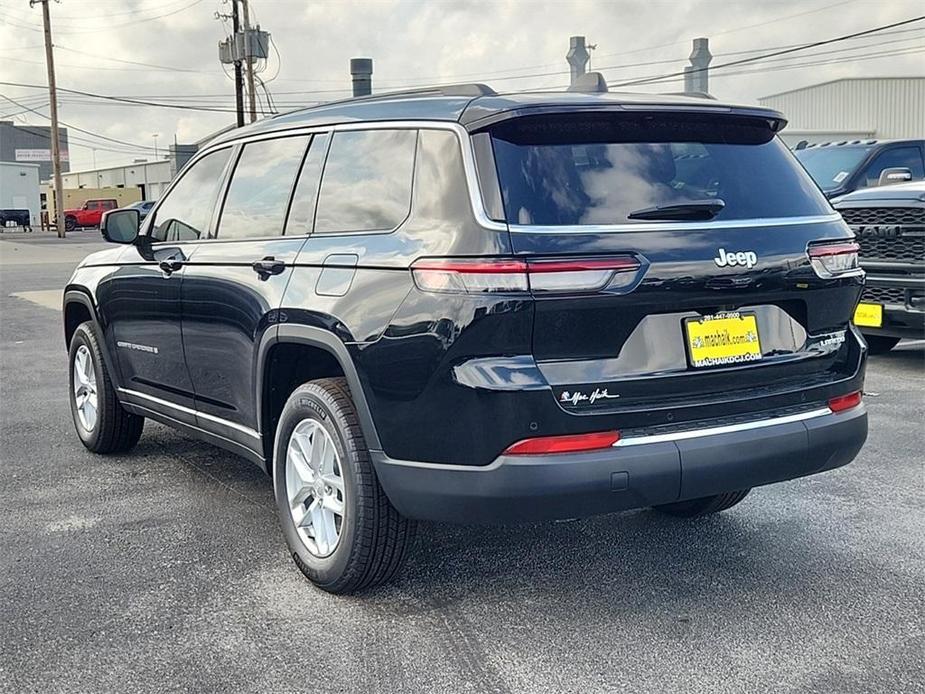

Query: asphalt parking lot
1;230;923;694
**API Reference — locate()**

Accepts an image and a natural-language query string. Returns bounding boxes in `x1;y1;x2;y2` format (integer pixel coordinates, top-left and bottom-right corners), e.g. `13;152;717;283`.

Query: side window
150;148;232;242
217;135;310;240
103;200;117;210
86;201;99;210
314;129;417;233
285;132;329;235
859;146;925;188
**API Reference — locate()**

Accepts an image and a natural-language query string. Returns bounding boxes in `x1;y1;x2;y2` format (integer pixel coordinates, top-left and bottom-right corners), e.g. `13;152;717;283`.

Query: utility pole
32;0;66;238
240;0;257;123
231;0;245;127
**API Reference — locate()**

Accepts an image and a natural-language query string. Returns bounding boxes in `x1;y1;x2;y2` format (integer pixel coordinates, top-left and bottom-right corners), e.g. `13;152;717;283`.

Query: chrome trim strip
510;214;843;234
613;407;833;447
118;388;261;440
191;120;509;233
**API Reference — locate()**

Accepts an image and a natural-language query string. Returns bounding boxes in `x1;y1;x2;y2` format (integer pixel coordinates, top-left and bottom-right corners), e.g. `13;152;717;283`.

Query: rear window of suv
487;113;831;226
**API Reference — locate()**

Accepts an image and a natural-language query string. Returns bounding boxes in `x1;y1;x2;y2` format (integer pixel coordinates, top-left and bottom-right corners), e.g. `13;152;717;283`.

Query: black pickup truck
795;139;925;199
835;181;925;353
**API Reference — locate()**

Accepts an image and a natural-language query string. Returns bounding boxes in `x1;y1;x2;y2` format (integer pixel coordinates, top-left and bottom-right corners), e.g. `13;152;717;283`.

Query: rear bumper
373;405;868;523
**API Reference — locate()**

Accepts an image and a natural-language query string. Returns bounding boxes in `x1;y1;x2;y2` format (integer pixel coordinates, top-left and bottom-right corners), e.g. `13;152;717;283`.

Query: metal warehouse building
759;77;925;147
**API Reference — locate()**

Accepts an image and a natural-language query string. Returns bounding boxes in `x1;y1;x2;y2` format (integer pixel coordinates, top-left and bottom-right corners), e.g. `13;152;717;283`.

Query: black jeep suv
65;86;869;594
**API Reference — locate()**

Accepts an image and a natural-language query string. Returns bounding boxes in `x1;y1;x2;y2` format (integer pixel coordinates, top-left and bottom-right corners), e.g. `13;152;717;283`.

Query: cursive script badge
560;388;620;406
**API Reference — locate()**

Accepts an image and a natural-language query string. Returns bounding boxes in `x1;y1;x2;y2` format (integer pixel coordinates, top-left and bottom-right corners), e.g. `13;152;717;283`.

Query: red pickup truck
63;199;118;231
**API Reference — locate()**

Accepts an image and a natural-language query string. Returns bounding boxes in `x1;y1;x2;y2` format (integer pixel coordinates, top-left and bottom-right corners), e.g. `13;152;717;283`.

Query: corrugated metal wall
759;78;925;139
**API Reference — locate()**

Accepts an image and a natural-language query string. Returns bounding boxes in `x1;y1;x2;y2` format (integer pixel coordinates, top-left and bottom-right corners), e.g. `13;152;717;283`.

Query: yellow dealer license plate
684;312;762;368
853;302;883;328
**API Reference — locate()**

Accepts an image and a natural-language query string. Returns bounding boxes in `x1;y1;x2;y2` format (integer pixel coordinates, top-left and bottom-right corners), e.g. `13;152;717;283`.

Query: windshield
794;146;873;192
488;113;831;226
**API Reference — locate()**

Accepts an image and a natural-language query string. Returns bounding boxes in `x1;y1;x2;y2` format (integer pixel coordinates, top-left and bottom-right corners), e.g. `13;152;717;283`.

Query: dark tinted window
150;148;231;242
217;135;309;240
489;114;832;226
794;146;873;192
857;146;925;188
285;133;330;235
315;129;417;233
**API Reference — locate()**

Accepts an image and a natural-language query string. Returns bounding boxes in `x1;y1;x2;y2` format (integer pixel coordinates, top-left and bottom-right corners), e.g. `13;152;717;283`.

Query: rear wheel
68;322;144;453
273;377;415;594
655;489;751;518
864;335;900;355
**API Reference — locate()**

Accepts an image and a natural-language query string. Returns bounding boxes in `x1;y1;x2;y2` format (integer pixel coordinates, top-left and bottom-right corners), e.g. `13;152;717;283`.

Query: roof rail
662;91;717;100
355;83;497;101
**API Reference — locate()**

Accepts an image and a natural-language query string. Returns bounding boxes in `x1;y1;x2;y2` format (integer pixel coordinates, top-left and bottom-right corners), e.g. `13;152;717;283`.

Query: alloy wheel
285;419;346;558
72;344;98;431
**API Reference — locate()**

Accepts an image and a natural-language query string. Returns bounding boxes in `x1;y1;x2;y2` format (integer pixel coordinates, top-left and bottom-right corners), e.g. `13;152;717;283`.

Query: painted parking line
10;289;63;312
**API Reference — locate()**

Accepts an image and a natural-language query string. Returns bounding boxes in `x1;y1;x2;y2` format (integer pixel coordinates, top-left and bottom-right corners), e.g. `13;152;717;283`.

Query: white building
759;77;925;147
61;158;174;201
0;161;41;227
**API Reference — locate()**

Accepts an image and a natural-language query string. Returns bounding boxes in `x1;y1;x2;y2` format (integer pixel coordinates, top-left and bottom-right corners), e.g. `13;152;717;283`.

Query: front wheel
64;216;77;232
273;377;415;594
864;335;900;355
654;489;751;518
68;322;144;453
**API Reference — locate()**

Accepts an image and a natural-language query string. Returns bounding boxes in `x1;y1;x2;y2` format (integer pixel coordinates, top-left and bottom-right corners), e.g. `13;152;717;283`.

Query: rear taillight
503;430;621;455
808;241;862;279
411;256;642;294
828;390;862;413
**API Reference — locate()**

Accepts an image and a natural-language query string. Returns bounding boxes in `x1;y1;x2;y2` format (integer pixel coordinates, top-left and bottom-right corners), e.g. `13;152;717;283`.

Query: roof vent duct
567;71;608;93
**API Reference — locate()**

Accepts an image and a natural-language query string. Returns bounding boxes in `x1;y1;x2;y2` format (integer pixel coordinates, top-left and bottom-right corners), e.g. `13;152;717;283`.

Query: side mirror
100;208;139;244
878;167;913;186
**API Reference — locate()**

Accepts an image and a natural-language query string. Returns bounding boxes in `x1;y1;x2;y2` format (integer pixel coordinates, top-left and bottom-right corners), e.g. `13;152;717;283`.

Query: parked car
834;181;925;353
63;198;118;231
793;139;925;199
125;200;155;220
65;85;868;594
0;209;32;231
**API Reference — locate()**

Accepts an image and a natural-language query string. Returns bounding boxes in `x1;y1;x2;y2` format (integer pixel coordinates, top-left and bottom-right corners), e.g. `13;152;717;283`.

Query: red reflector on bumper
828;391;862;413
503;431;621;455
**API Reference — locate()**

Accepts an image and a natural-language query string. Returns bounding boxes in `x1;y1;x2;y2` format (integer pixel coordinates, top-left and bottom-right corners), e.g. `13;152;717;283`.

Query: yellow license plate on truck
684;312;762;368
853;302;883;328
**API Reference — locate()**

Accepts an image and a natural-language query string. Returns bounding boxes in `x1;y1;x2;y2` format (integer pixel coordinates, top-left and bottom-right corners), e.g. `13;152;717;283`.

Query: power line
0;93;159;153
0;0;208;35
2;16;921;116
610;14;925;88
0;0;200;22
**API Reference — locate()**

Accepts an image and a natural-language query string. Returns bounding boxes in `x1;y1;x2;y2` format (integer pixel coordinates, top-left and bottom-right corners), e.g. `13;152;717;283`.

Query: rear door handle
159;259;183;274
252;257;286;277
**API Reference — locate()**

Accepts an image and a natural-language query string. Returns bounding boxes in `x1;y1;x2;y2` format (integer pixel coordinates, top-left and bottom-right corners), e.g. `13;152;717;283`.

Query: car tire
273;377;415;594
654;489;751;518
64;216;77;232
864;335;900;355
68;322;144;453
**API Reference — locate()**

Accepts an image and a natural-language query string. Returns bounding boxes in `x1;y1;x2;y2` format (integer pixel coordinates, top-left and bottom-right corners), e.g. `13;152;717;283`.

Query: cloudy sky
1;0;922;170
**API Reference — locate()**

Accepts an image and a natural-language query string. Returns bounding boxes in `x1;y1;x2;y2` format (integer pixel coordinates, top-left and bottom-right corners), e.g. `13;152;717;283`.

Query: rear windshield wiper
627;199;726;221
